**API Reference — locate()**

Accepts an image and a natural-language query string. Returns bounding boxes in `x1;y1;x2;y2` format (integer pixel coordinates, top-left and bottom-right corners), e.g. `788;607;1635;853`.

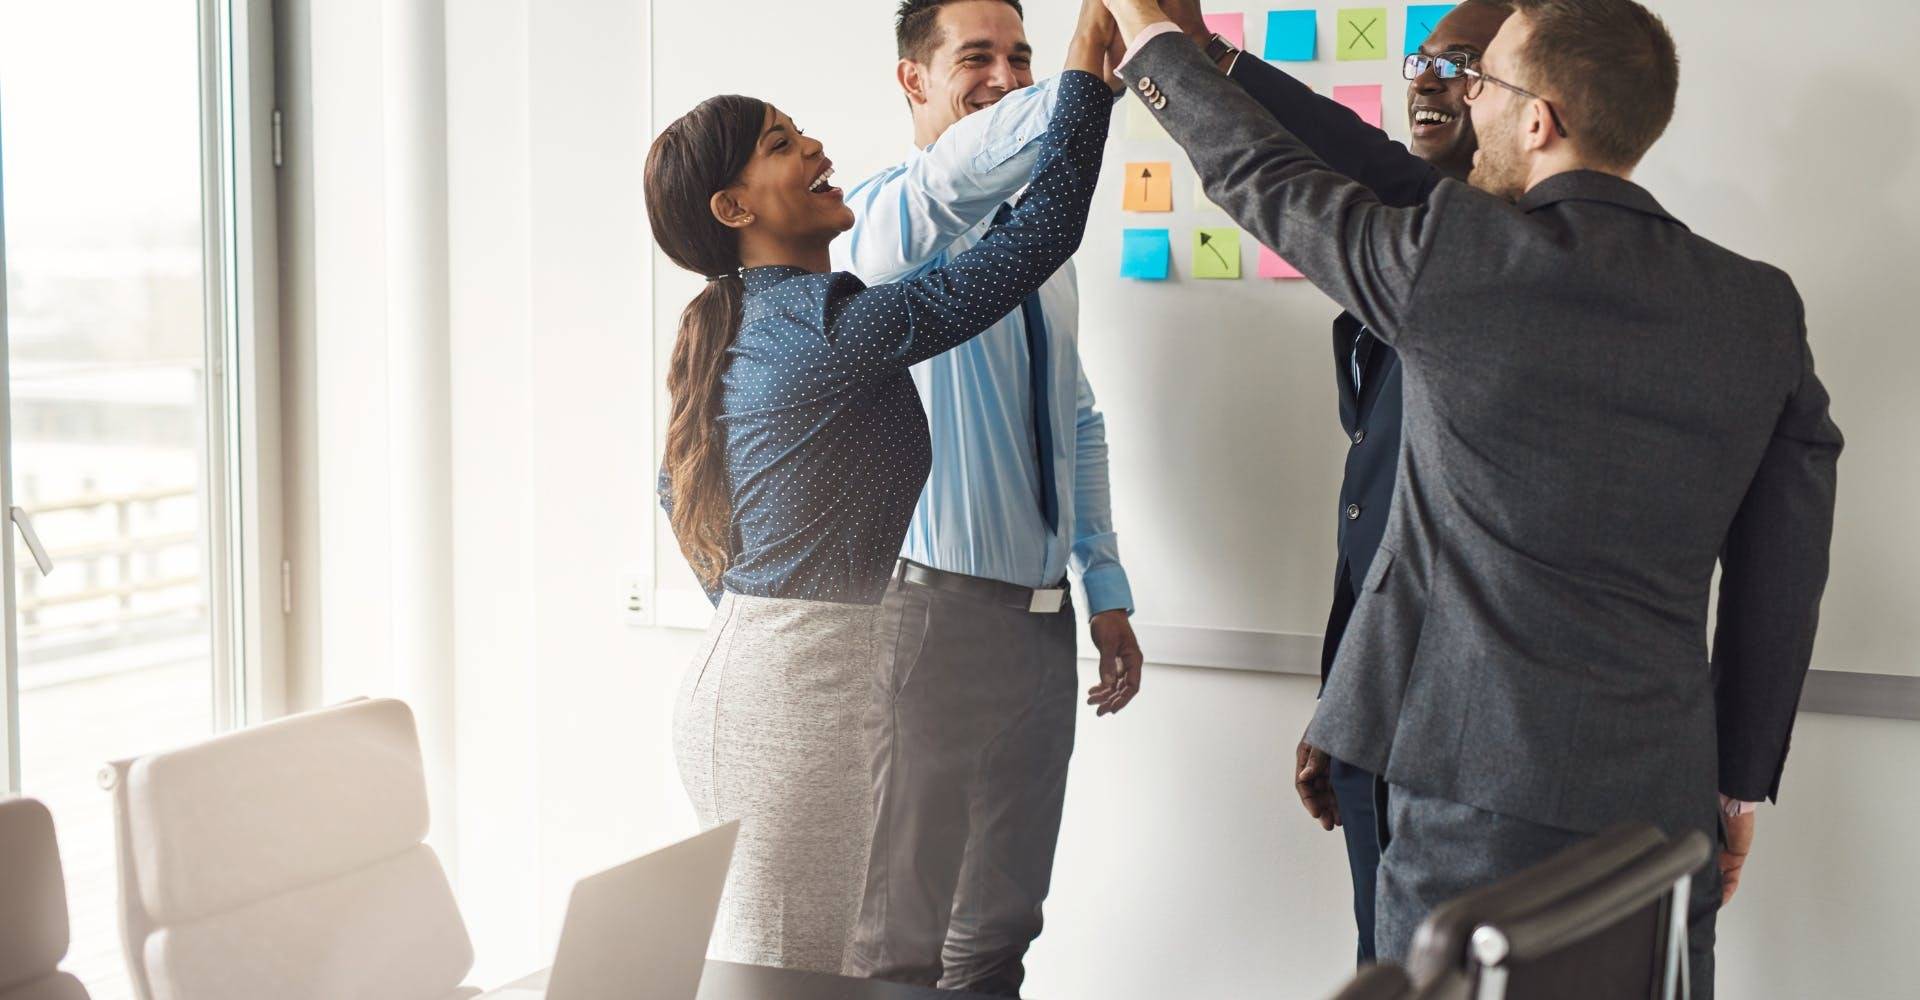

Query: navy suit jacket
1215;53;1441;684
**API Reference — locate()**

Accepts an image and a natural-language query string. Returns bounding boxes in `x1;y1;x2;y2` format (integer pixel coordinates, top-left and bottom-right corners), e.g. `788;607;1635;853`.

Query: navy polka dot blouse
661;70;1114;606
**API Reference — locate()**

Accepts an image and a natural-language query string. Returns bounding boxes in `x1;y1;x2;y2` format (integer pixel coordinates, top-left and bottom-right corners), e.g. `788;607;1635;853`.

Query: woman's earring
741;214;756;224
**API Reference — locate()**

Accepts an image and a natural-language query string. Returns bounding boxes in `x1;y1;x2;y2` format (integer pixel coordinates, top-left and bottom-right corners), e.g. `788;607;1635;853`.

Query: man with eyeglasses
1149;0;1510;965
1108;0;1841;993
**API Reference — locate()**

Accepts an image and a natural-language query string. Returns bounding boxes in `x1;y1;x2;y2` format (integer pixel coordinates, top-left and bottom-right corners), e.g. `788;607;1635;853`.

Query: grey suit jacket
1120;34;1843;838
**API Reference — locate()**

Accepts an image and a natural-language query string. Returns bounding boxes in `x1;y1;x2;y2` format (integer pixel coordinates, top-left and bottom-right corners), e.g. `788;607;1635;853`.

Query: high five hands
1100;0;1175;43
1068;0;1131;92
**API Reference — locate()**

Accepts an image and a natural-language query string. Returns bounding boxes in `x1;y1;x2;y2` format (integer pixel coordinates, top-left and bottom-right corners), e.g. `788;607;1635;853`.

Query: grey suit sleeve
1118;33;1452;346
1712;325;1843;803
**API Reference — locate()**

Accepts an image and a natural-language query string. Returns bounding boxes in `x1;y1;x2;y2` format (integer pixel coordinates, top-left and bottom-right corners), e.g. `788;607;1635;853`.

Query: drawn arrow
1198;231;1229;269
1137;166;1155;203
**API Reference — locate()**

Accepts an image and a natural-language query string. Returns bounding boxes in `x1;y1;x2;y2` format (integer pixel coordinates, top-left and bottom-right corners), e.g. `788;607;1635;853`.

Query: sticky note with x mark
1123;162;1173;212
1193;228;1242;279
1406;4;1457;55
1337;7;1389;61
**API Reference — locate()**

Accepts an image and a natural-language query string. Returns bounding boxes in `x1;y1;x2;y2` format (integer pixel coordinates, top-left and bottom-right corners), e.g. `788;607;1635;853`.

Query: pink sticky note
1203;12;1246;50
1333;84;1385;129
1259;245;1305;279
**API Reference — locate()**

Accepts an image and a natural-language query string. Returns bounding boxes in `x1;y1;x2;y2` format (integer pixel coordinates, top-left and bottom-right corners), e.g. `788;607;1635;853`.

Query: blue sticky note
1406;4;1456;55
1121;229;1172;281
1263;10;1318;62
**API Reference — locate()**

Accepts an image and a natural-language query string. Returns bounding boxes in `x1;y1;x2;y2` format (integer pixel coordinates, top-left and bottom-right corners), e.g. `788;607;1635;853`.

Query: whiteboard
650;1;1920;680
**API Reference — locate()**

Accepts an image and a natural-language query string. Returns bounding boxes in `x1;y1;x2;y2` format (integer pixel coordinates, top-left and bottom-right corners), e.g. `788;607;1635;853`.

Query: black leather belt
895;559;1070;614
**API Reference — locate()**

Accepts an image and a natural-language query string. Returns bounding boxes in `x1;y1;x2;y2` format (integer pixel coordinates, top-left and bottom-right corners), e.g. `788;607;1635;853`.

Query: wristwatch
1203;32;1242;73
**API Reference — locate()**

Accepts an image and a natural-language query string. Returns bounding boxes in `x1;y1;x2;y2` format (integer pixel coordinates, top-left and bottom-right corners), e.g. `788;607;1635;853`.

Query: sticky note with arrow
1122;162;1173;212
1193;228;1242;279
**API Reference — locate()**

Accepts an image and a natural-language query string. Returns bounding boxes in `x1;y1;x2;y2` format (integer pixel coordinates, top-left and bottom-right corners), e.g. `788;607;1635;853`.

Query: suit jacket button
1137;76;1154;93
1152;96;1168;110
1353;429;1366;445
1346;503;1362;521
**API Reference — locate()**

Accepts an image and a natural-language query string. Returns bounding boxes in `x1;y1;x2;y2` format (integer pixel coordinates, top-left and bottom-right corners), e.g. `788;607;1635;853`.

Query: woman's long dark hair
645;95;767;591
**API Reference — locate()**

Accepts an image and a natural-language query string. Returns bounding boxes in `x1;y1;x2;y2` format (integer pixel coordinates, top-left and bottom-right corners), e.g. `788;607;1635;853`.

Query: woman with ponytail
644;0;1122;975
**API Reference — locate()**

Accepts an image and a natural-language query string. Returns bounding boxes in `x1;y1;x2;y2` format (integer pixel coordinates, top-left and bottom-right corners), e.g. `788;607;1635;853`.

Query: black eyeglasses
1401;51;1475;82
1461;66;1571;138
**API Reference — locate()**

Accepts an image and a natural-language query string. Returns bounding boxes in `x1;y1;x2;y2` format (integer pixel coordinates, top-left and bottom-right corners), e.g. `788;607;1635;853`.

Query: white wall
291;1;1920;996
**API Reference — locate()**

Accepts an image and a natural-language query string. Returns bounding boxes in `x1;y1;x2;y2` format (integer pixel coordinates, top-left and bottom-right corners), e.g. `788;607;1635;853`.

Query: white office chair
0;797;91;1000
101;698;479;1000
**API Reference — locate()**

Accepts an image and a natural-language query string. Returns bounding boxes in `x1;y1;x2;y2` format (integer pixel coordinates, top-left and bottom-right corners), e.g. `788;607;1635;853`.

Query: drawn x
1348;17;1379;49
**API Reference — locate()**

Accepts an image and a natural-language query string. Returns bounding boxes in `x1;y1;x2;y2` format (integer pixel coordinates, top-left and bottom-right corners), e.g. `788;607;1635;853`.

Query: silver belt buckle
1027;588;1065;614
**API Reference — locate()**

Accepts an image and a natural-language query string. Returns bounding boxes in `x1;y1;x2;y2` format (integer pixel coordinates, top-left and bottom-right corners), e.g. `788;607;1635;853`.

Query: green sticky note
1193;228;1241;279
1337;7;1389;61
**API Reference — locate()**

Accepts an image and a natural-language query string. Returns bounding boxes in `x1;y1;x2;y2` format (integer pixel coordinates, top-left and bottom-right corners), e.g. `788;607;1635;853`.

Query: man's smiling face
905;0;1033;145
1406;2;1512;176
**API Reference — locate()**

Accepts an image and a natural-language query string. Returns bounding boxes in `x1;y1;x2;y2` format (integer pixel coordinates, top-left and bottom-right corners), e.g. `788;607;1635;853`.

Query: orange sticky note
1259;245;1306;279
1122;162;1174;212
1333;85;1384;129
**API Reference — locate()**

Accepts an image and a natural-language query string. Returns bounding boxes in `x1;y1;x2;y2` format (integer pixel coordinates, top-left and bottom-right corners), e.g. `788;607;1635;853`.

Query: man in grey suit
1103;0;1842;993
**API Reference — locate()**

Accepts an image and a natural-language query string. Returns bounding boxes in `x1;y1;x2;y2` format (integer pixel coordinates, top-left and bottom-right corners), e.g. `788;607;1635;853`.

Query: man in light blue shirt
836;2;1142;995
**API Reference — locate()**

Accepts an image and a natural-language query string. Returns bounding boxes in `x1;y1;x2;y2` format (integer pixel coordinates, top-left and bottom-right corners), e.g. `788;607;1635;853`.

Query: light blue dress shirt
831;76;1134;615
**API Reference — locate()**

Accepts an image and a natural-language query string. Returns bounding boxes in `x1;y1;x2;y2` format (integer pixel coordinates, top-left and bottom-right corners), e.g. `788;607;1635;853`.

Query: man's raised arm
833;76;1068;285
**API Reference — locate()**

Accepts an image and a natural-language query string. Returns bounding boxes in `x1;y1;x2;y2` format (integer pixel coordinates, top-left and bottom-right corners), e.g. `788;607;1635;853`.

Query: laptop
484;821;739;1000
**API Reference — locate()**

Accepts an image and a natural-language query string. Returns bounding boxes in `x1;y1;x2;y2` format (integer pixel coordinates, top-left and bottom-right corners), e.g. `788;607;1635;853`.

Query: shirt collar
1514;170;1686;230
740;265;812;294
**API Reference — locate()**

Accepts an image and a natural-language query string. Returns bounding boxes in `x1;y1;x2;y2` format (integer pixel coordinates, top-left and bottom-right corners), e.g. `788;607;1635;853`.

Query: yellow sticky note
1193;228;1242;279
1193;178;1223;215
1125;99;1170;141
1123;162;1173;212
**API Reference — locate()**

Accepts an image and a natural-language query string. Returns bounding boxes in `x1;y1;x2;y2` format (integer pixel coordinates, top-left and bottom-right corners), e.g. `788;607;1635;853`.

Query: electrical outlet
621;568;654;627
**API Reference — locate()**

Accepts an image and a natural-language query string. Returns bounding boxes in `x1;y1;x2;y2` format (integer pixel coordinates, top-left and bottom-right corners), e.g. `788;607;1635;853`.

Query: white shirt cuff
1118;21;1183;72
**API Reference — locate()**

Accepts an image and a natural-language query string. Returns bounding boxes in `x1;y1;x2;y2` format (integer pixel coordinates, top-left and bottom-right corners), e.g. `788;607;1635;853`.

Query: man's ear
897;59;929;106
1522;98;1554;153
710;187;755;230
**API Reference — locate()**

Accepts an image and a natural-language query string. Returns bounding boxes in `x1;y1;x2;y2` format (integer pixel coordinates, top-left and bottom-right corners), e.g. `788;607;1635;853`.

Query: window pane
2;3;219;998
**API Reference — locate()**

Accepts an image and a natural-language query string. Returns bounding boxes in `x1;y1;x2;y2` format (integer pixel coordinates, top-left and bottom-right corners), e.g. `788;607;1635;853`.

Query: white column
381;0;457;876
446;0;542;982
307;0;458;866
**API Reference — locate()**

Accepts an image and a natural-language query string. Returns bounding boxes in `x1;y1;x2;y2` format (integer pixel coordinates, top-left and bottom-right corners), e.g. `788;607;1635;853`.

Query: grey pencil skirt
672;591;879;974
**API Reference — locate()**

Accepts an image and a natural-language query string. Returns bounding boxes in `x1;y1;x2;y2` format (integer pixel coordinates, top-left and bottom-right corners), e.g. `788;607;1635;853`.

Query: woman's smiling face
718;106;854;247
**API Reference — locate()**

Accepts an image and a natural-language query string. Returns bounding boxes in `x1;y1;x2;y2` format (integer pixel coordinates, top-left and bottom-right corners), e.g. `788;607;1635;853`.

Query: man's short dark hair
895;0;1025;63
1511;0;1679;169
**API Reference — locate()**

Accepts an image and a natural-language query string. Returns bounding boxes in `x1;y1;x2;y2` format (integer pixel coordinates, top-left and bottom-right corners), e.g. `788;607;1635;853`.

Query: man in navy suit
1154;0;1514;964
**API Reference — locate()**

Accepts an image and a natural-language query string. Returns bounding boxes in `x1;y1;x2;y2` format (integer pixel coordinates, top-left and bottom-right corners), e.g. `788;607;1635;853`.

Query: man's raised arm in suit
1152;0;1441;207
1108;17;1462;347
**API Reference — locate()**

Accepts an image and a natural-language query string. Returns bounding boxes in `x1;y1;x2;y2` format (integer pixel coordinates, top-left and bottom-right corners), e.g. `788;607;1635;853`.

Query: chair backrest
1408;824;1711;1000
102;698;474;1000
1326;964;1417;1000
0;797;91;1000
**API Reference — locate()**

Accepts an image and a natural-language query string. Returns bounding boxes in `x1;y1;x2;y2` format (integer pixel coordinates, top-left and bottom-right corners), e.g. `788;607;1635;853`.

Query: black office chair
1405;824;1711;1000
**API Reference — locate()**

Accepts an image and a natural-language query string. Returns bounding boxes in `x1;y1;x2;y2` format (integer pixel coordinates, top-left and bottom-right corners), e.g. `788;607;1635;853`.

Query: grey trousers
1377;785;1719;999
672;593;879;975
844;575;1078;997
